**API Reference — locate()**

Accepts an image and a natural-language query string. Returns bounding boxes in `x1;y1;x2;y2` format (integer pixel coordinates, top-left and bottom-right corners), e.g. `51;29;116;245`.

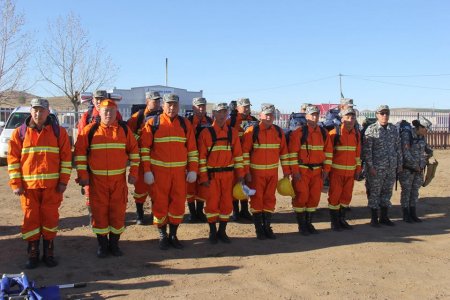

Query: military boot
96;234;109;258
109;233;123;256
370;208;380;227
239;200;253;222
135;203;144;225
409;206;422;223
42;239;58;267
339;207;353;230
231;200;240;222
379;207;395;226
208;222;218;244
158;225;170;250
196;200;207;223
305;211;319;234
169;224;183;249
296;212;309;236
217;221;231;243
263;212;276;239
402;207;413;223
187;202;198;223
329;209;342;232
26;240;40;269
253;213;266;240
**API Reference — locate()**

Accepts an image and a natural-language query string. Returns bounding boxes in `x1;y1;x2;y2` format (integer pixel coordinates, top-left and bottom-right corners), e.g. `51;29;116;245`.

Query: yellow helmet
233;183;247;200
277;177;295;197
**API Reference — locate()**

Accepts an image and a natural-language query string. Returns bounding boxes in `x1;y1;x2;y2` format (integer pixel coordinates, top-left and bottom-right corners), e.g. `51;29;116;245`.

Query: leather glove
144;171;155;185
186;171;197;183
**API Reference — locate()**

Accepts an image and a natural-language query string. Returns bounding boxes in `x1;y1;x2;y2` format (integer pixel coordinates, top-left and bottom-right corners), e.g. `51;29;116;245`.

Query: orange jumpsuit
74;121;139;236
127;108;159;204
140;113;198;227
327;125;361;209
242;123;290;213
289;125;333;212
77;107;123;204
8;123;72;241
187;114;213;204
198;122;244;223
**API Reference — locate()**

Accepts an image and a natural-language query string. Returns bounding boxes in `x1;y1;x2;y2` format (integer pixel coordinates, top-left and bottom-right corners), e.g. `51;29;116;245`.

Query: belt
207;167;234;173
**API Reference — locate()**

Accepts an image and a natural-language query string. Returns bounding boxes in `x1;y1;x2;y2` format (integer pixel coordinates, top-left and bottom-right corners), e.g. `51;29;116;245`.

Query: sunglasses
378;111;390;116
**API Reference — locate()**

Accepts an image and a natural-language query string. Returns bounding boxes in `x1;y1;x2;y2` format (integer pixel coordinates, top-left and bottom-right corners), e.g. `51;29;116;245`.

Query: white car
0;106;60;165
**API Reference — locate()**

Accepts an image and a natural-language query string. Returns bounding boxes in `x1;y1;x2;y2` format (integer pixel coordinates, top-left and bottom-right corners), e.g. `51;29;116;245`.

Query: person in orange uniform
186;97;213;223
327;108;361;231
77;90;123;224
242;103;290;240
198;103;244;244
226;97;258;221
8;98;72;269
289;105;333;235
127;91;162;225
75;99;139;258
140;93;198;250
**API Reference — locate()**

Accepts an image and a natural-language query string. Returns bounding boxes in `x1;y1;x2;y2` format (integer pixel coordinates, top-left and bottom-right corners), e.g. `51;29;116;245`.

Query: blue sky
17;0;450;111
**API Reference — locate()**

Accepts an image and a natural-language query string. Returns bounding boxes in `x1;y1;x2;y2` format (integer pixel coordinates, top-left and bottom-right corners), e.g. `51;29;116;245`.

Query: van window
5;112;29;129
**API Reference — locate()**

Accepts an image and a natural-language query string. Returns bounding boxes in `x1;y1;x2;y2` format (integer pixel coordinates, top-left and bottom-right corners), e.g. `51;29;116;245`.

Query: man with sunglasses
362;105;402;227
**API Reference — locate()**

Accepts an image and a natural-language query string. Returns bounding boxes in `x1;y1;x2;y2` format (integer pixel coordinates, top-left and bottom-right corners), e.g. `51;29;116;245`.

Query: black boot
402;207;413;223
196;200;207;223
239;201;253;221
109;233;123;256
96;234;109;258
263;212;276;239
136;203;144;225
169;224;183;249
217;221;231;243
305;211;319;234
379;207;395;226
296;212;309;236
339;207;352;230
253;213;266;240
329;209;342;232
42;239;58;267
409;206;422;223
187;202;198;223
158;225;170;250
231;200;240;222
208;222;218;244
370;208;380;227
26;240;40;269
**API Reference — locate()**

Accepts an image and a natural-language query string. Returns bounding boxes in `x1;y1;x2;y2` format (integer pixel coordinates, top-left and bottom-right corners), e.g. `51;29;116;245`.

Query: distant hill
0;91;74;111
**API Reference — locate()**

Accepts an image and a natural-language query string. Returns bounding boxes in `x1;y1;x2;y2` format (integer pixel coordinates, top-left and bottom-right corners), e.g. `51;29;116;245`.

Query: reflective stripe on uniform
250;163;279;170
22;227;41;240
90;143;126;150
22;173;60;181
150;159;187;168
154;136;186;143
90;168;126;176
21;146;59;155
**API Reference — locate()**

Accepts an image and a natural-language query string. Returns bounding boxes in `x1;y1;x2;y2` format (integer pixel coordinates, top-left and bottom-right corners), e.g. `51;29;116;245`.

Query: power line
344;73;450;78
349;77;450;91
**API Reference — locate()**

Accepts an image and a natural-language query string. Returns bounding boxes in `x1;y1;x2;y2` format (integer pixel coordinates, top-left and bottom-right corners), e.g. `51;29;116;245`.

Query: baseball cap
305;105;320;115
376;105;390;113
145;91;161;100
339;107;356;117
261;103;275;114
30;98;49;110
163;93;179;103
213;102;229;111
418;116;432;130
94;90;107;99
340;98;355;106
99;99;117;109
193;97;207;106
237;98;251;107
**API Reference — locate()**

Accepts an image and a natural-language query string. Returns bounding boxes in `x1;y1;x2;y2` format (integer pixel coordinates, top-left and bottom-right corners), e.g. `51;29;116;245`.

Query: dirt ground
1;151;449;300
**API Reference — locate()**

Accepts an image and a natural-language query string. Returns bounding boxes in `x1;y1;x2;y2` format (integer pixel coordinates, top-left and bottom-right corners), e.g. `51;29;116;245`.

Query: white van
0;106;60;165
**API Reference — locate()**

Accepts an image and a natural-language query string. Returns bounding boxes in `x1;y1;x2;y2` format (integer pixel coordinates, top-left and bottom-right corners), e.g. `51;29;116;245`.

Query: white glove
186;171;197;183
144;171;155;185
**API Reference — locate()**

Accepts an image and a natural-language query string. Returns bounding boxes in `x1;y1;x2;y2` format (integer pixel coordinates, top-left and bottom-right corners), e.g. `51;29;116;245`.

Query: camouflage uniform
363;122;402;209
399;128;433;208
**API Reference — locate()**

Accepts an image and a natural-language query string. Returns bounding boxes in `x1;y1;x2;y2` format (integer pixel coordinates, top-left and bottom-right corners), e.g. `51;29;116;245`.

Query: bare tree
0;0;32;102
38;12;118;116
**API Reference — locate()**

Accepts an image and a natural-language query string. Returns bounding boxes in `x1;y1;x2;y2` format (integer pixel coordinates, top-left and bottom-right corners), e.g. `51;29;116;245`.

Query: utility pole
165;58;168;86
339;73;344;98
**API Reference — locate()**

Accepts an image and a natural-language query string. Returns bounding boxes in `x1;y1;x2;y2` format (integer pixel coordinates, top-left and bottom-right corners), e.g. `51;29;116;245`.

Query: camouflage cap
305;105;320;115
418;116;432;130
163;93;179;103
340;98;355;106
237;98;251;107
376;105;390;113
94;90;107;99
213;102;228;111
339;107;356;117
261;103;275;114
193;97;207;106
145;91;161;100
30;98;49;110
300;103;311;111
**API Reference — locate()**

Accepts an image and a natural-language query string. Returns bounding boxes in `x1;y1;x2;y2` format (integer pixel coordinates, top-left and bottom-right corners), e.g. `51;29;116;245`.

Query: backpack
251;124;283;145
332;124;361;147
135;109;160;134
87;119;129;151
396;120;414;146
149;114;187;136
19;115;60;142
188;115;213;139
300;125;328;146
229;114;257;128
206;125;233;160
86;103;100;124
